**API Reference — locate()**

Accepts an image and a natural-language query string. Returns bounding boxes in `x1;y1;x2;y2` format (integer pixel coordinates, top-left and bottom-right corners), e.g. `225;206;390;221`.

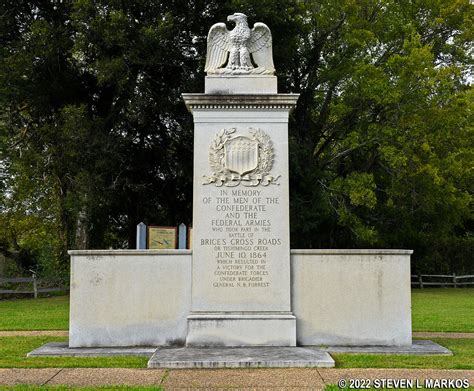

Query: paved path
0;330;68;337
2;330;474;338
413;332;474;339
0;368;473;389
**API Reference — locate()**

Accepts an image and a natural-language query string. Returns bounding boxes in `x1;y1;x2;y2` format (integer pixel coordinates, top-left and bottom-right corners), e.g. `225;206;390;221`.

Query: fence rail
2;273;471;295
0;273;68;298
411;273;474;288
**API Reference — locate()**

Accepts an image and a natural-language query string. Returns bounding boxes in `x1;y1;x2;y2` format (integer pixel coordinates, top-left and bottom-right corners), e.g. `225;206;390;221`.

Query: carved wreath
203;127;280;187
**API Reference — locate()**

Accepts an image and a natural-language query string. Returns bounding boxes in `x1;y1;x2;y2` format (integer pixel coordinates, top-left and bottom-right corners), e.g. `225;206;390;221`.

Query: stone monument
62;13;421;357
30;10;454;368
183;12;299;346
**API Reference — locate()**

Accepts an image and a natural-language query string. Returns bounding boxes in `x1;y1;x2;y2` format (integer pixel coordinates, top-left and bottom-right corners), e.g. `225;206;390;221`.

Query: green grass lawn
0;337;148;368
333;338;474;369
0;296;69;331
411;289;474;332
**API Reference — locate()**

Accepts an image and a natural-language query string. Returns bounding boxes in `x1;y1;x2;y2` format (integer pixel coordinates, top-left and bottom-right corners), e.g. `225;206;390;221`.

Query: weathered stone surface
68;250;191;347
26;340;450;364
323;340;452;355
183;91;298;346
205;13;274;75
186;313;296;347
292;249;413;346
190;117;292;314
147;346;335;368
67;249;413;347
27;342;156;357
181;93;299;111
205;75;277;94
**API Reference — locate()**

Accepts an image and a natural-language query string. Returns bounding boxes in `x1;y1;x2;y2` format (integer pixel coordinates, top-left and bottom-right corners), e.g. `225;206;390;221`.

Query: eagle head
227;13;247;25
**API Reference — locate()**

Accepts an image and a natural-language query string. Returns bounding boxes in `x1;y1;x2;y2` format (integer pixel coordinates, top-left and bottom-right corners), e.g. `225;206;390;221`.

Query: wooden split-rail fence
411;274;474;288
1;272;472;297
0;272;69;298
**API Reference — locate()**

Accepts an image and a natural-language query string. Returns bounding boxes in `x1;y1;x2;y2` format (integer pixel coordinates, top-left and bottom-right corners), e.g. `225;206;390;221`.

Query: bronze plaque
147;226;177;249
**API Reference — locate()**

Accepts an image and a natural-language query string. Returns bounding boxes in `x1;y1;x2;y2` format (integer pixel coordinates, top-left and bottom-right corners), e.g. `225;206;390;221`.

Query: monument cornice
182;93;299;113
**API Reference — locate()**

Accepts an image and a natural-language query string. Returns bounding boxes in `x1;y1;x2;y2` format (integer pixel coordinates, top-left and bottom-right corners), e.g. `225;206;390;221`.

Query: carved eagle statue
204;13;275;75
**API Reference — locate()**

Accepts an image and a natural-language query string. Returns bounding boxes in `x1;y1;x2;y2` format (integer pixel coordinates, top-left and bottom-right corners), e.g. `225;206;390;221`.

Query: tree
0;0;472;275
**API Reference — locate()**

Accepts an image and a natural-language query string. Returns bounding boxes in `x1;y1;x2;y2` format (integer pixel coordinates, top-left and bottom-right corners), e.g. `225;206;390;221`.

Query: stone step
147;346;334;368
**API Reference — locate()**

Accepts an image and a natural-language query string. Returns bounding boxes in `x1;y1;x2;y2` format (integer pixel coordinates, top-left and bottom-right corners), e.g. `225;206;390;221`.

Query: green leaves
0;0;472;275
332;172;377;209
328;172;378;245
288;0;472;270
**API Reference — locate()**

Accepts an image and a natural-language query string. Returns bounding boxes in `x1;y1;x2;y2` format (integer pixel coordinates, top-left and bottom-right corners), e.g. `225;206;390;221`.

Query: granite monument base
27;341;452;369
68;249;413;348
186;313;296;347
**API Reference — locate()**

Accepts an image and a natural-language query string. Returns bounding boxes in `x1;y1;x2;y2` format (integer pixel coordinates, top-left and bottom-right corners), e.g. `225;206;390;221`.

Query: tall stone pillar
183;13;299;347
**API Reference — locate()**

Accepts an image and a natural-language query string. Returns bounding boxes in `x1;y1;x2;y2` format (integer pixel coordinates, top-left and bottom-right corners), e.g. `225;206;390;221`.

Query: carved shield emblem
224;136;259;175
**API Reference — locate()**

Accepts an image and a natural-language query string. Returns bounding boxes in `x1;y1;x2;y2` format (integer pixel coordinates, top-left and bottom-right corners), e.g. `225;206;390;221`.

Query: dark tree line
0;0;472;277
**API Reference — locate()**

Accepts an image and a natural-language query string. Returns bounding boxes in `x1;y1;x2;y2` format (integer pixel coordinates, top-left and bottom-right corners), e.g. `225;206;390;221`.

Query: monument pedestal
205;75;277;94
186;312;296;347
183;92;299;347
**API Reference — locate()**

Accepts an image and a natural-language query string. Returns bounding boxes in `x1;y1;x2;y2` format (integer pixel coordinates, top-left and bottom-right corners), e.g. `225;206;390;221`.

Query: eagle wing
248;22;275;73
204;23;231;73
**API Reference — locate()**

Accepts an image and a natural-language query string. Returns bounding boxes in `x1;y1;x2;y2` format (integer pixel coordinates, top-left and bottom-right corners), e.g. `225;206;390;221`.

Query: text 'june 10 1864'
200;189;281;289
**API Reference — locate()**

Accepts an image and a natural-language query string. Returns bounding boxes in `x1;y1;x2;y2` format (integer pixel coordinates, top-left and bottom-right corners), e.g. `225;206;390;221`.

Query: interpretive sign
147;226;177;249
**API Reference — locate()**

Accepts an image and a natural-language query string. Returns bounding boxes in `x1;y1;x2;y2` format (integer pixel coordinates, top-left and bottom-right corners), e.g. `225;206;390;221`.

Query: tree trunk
74;207;89;250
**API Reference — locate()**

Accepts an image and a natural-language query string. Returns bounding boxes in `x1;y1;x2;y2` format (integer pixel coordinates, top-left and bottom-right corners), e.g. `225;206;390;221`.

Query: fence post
136;222;147;250
418;275;423;289
453;273;457;288
32;272;38;299
178;223;187;250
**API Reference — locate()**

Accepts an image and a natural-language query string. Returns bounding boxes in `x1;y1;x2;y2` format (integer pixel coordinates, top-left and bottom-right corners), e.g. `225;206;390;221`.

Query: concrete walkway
0;368;473;389
0;330;68;337
413;332;474;339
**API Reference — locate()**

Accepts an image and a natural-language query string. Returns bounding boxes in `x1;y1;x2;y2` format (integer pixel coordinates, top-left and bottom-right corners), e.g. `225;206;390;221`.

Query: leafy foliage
0;0;472;275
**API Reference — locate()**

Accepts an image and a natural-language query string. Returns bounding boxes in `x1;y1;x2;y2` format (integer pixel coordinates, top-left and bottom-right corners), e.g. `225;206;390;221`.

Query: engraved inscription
200;189;282;289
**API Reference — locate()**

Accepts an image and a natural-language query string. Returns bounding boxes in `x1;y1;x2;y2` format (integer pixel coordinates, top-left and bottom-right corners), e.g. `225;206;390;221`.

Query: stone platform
324;340;452;355
28;340;451;368
27;342;156;357
147;346;334;368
